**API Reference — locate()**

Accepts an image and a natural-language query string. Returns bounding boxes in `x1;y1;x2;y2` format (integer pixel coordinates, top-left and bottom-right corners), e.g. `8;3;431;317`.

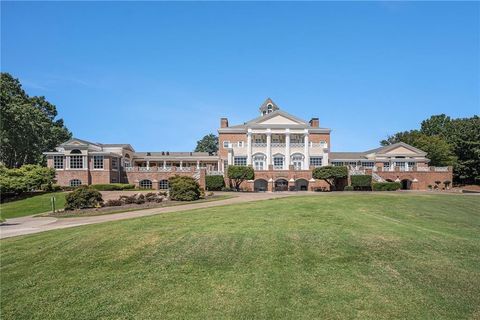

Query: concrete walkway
0;192;295;239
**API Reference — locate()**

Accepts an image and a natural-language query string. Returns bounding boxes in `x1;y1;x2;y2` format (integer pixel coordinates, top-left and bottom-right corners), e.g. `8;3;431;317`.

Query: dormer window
267;104;273;113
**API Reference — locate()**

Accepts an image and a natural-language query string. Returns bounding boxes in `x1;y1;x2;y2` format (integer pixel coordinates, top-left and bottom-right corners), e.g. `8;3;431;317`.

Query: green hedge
344;186;354;191
372;182;401;191
90;184;135;191
169;176;201;201
205;175;225;191
65;186;104;210
351;175;372;190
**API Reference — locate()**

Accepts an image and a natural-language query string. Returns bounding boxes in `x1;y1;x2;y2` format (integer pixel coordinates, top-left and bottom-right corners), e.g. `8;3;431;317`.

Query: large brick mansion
45;98;452;191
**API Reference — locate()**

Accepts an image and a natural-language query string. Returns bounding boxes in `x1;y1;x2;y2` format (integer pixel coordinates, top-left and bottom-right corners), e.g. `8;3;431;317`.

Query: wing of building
45;98;452;191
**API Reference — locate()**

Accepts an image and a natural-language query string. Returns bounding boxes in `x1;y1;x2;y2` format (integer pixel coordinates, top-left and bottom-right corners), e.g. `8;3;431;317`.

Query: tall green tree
194;133;218;154
0;73;71;168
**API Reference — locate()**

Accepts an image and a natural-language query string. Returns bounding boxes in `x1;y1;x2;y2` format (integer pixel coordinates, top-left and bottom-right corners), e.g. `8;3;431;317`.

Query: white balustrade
434;167;449;172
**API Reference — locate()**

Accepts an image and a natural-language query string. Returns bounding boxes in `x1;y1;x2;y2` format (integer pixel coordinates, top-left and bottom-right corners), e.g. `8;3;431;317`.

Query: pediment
257;115;302;125
385;146;418;155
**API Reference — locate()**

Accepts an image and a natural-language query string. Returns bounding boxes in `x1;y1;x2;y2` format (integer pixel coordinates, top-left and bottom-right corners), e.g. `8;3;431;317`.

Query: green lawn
1;194;479;319
0;192;67;219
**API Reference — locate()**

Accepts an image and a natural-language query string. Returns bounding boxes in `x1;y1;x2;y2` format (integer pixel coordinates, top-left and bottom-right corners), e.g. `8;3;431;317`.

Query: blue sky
2;1;479;152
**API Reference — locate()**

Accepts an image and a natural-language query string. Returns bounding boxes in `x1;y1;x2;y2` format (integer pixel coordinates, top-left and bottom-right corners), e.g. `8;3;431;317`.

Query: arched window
70;179;82;187
159;179;169;190
291;154;304;170
273;154;285;170
70;149;82;154
139;179;153;189
253;153;266;171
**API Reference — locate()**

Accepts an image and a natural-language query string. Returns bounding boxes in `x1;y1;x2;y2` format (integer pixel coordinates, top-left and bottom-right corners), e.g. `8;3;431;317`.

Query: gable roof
60;138;100;147
330;142;428;160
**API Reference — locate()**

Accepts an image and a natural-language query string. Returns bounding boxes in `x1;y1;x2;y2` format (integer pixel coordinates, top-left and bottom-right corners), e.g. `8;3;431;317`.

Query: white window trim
223;141;230;148
93;155;104;170
53;156;64;170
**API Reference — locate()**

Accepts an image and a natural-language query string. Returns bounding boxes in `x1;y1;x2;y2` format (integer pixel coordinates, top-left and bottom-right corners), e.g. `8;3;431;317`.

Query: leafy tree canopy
194;134;218;154
0;73;72;168
312;166;348;189
227;165;254;190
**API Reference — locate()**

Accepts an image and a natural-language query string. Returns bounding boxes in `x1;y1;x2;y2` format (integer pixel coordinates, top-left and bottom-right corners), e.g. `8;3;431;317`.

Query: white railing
310;142;328;149
207;171;224;176
434;167;449;172
290;143;305;148
417;167;430;172
253;143;267;147
271;143;286;148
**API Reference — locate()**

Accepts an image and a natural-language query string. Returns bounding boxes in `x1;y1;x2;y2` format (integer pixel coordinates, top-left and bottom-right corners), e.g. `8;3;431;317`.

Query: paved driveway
0;192;295;239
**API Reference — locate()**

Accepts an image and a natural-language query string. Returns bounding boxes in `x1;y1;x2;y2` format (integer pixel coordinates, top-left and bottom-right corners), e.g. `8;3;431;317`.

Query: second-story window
223;141;230;148
70;155;83;169
362;162;375;168
53;156;64;169
237;141;244;148
93;156;104;169
112;157;118;169
234;156;247;166
273;155;284;170
310;157;323;168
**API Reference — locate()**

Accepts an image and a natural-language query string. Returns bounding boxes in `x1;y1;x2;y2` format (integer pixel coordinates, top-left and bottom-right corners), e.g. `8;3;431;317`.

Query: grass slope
0;192;67;219
1;194;479;319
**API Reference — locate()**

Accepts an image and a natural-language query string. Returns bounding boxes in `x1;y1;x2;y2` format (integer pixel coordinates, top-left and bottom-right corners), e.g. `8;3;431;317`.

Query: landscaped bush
0;164;56;197
344;186;354;191
205;175;225;191
312;166;348;191
221;186;233;192
350;175;372;190
65;186;104;210
90;183;135;191
105;199;123;207
227;166;254;191
372;182;401;191
169;175;201;201
120;195;137;204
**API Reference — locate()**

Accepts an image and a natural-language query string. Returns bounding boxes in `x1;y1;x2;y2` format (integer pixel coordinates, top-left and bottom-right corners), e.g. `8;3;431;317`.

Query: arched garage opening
386;179;394;182
254;179;268;192
274;179;288;192
295;179;309;191
401;179;412;190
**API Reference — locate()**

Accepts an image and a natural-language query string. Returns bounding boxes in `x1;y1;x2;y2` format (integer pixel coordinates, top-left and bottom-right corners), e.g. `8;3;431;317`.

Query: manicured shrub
312;166;348;191
90;183;135;191
65;186;103;210
169;175;201;201
344;186;354;191
221;186;232;192
350;175;372;190
120;195;137;204
227;166;254;191
0;164;56;197
105;199;123;206
205;175;225;191
372;182;401;191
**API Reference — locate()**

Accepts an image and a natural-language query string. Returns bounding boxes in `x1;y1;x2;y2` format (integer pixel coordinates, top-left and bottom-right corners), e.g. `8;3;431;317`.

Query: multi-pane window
234;156;247;166
310;157;323;167
362;162;374;168
395;162;406;169
139;180;153;189
53;156;64;169
223;141;230;148
93;156;104;169
292;154;303;170
408;162;415;167
237;141;244;148
253;154;266;170
70;155;83;169
331;161;344;166
111;157;118;169
273;156;284;170
383;162;390;169
124;159;131;168
70;179;82;187
159;180;169;190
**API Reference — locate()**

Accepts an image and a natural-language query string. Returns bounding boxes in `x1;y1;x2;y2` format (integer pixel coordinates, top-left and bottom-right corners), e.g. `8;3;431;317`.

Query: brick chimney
220;118;229;128
309;118;319;128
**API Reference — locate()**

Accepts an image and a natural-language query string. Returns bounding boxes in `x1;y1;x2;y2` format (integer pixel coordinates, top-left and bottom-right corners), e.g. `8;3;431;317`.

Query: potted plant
443;180;451;190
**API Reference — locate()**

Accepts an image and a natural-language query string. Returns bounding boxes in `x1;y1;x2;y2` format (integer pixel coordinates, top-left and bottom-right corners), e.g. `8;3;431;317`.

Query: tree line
381;114;479;184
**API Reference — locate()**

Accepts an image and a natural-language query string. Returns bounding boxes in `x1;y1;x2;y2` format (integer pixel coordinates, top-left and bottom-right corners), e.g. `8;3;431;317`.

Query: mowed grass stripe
1;194;479;319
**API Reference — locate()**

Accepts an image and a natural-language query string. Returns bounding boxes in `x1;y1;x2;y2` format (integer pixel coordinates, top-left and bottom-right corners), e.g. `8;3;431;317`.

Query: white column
66;156;70;169
285;130;290;169
322;152;329;166
180;160;183;169
227;150;233;165
84;155;88;169
196;160;200;169
405;162;409;171
163;160;166;169
266;131;272;167
217;160;221;171
146;160;150;169
247;131;252;165
304;132;309;169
